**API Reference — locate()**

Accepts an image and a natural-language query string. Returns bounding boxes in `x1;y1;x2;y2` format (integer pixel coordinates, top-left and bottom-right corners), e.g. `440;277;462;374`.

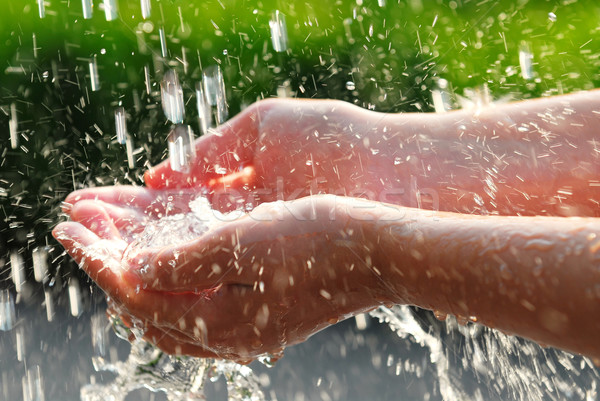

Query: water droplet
9;103;18;149
32;247;49;282
10;251;25;293
433;310;447;321
269;10;288;52
168;124;195;173
0;289;16;331
91;314;108;357
355;313;369;330
114;107;128;145
125;135;136;169
346;81;356;90
44;288;54;322
548;12;557;22
103;0;118;21
196;82;211;134
22;366;45;401
519;43;534;80
159;26;168;58
69;278;82;317
89;56;100;91
82;0;93;19
161;69;185;124
473;193;485;207
140;0;151;19
202;65;228;124
143;64;152;95
37;0;46;18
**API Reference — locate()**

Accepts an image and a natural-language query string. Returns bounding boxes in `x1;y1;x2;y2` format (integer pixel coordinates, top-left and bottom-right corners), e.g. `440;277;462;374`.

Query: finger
64;186;197;217
63;186;157;213
69;200;122;241
144;101;269;189
52;222;143;305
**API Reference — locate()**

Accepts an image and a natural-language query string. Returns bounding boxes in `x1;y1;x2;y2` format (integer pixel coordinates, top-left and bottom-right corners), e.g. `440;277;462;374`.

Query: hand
144;99;404;208
54;187;388;362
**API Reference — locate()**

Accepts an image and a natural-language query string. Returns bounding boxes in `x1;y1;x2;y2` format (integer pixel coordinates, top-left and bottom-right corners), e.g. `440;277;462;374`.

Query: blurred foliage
1;0;600;279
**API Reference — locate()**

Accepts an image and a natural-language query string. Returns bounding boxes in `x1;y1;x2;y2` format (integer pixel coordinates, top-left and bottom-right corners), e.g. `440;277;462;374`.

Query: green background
1;0;600;284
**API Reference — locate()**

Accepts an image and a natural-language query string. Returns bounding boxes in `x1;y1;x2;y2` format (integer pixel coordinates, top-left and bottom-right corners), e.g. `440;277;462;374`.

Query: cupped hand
54;187;389;362
144;99;401;207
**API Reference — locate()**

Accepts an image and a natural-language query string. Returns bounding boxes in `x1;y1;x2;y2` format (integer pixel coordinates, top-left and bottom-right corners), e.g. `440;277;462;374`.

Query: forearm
372;206;600;360
371;90;600;216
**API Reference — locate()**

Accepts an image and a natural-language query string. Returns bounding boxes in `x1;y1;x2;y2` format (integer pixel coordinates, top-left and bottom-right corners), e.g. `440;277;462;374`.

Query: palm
54;188;384;362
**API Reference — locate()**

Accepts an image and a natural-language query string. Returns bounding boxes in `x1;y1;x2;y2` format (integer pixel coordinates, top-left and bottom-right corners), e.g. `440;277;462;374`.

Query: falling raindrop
32;247;49;282
82;0;93;19
269;10;288;52
168;124;195;173
0;289;15;331
161;69;185;124
202;65;228;124
548;12;557;22
125;135;136;169
44;288;54;322
91;314;108;357
159;26;168;58
10;251;25;293
103;0;118;21
22;366;45;401
32;33;38;58
140;0;151;19
37;0;46;18
15;326;25;362
114;107;127;145
9;103;18;149
196;82;210;135
143;64;152;95
431;78;452;113
519;43;534;80
68;278;82;317
89;56;100;92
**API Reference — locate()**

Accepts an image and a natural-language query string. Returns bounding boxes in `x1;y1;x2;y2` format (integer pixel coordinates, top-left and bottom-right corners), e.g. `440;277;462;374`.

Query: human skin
54;91;600;362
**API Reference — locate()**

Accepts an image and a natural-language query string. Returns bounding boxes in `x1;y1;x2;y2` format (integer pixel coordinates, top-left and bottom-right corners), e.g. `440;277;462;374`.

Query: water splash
82;331;265;401
371;306;600;401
